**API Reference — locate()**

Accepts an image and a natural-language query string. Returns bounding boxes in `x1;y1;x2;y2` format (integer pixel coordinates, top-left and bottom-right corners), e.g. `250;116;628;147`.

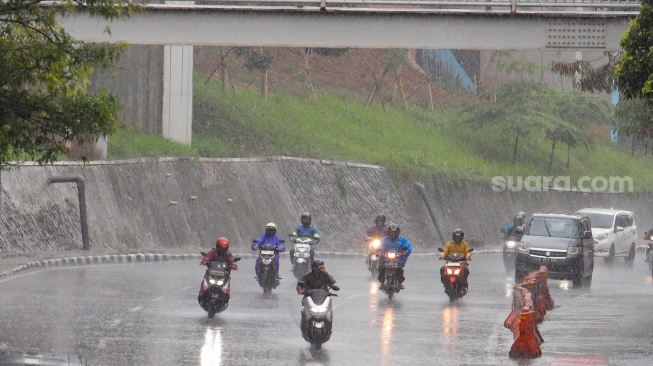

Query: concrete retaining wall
1;158;651;254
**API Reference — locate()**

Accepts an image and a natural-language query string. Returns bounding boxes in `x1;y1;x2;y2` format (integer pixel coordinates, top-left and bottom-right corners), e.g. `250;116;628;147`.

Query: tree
551;53;620;93
464;81;553;164
0;0;131;168
615;0;653;102
614;98;653;155
235;47;274;98
366;49;410;107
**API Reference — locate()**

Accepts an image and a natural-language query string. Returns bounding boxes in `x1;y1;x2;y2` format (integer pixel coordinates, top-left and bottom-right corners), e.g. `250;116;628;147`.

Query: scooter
365;237;382;278
198;253;241;318
299;287;338;350
645;230;653;276
438;248;473;303
254;242;282;294
291;236;314;279
379;250;407;300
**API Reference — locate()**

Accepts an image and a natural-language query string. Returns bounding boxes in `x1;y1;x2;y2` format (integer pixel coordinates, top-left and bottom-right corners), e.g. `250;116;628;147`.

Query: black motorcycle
645;230;653;276
254;241;283;294
299;287;338;350
379;250;407;300
438;248;473;303
199;253;240;318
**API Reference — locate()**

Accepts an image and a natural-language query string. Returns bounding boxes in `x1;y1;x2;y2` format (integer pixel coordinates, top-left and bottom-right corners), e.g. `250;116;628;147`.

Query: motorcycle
291;236;315;279
254;241;283;294
645;230;653;276
379;249;407;300
438;248;473;303
501;228;518;273
199;252;241;319
299;288;338;350
365;237;382;277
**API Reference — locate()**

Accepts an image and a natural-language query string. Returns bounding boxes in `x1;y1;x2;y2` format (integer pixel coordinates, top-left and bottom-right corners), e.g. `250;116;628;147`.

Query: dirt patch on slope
195;47;457;107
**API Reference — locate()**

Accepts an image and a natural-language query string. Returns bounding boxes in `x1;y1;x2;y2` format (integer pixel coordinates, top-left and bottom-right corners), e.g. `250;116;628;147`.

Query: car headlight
567;246;583;255
596;233;608;241
505;240;517;249
518;242;529;251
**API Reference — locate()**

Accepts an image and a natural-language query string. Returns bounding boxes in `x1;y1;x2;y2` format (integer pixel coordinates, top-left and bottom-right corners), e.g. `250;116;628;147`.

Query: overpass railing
144;0;642;14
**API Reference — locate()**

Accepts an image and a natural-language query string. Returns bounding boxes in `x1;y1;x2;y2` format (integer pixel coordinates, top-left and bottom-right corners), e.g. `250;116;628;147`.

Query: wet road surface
0;253;652;365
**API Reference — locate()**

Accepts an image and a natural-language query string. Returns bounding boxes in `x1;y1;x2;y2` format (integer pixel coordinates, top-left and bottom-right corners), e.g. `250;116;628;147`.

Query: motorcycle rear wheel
208;310;216;319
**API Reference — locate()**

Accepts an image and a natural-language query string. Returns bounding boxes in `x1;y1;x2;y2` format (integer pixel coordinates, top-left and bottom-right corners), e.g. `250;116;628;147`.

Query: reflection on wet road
1;254;653;365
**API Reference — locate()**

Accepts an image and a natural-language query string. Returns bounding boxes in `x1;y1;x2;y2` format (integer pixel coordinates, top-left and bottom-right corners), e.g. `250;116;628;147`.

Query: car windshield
582;213;614;229
526;217;579;239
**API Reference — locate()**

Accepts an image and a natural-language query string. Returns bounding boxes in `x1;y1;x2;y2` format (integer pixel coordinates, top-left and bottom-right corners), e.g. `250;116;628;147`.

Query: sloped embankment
1;158;651;255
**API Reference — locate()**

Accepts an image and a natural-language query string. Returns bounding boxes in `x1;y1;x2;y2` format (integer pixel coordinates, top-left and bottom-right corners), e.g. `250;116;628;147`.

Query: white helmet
266;223;277;230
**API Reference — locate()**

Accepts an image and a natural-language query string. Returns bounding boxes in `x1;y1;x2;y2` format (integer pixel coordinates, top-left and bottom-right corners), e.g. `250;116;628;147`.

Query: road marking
346;294;360;300
109;319;122;327
181;285;195;291
97;340;106;349
151;296;165;302
128;306;143;312
302;349;313;360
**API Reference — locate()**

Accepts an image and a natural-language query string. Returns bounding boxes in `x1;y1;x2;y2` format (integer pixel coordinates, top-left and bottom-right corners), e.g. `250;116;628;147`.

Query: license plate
211;294;218;298
539;258;550;263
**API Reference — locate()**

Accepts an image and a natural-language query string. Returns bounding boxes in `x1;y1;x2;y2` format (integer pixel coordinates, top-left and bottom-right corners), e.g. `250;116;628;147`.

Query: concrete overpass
55;0;640;146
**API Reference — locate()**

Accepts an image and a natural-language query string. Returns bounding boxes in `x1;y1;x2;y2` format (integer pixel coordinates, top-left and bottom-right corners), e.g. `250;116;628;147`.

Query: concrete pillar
163;44;193;145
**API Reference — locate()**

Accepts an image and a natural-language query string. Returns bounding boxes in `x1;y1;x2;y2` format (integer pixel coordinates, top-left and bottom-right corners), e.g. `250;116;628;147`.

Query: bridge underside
59;7;633;51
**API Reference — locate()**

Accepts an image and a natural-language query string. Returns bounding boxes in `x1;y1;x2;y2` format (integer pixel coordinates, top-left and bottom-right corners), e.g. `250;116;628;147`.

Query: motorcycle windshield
309;289;329;305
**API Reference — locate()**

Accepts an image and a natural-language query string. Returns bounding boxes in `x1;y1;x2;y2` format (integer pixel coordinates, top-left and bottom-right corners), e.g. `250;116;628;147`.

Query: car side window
618;214;630;228
627;214;634;227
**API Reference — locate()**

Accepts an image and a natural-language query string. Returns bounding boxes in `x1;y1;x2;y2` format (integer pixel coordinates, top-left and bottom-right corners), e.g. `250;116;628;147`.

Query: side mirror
616;226;624;233
437;248;444;252
469;248;474;253
200;251;207;256
279;240;285;244
252;240;258;243
582;231;593;240
400;246;408;252
234;257;242;262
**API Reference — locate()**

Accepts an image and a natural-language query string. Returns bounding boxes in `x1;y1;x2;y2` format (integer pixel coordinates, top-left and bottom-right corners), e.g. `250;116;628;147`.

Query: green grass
106;73;653;192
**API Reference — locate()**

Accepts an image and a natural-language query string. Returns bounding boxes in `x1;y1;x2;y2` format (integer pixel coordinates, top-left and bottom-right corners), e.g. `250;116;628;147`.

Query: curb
0;253;203;279
0;250;504;279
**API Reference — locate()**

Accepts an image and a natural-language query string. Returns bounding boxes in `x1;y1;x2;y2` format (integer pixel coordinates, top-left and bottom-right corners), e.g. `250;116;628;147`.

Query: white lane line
302;349;313;360
181;285;196;291
128;306;143;312
150;296;165;302
346;294;360;300
109;319;122;327
97;339;106;349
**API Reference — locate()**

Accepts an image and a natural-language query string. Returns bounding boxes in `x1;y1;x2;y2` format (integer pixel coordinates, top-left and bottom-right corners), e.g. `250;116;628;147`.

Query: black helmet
375;214;386;224
312;259;324;270
452;229;464;240
513;215;524;227
301;212;312;224
388;223;400;234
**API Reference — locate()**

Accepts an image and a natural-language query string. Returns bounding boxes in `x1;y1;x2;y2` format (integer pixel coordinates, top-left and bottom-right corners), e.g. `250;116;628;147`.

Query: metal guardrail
149;0;642;14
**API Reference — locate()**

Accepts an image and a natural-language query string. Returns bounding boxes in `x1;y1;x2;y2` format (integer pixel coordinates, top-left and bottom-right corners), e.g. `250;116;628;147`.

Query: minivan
515;213;594;288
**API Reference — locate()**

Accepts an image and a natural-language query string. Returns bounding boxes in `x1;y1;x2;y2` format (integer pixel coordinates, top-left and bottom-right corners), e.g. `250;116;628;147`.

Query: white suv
575;208;638;264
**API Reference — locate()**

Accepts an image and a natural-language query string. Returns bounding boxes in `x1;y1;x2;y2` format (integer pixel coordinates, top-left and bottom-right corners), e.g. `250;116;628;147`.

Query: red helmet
216;237;230;250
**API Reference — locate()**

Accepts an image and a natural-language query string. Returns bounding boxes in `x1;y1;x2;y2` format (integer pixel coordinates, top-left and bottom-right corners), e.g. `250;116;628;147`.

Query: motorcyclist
251;223;286;279
289;212;320;265
440;229;472;290
503;211;527;239
364;213;388;265
199;237;238;303
296;259;339;333
377;223;412;290
644;227;653;262
296;259;339;295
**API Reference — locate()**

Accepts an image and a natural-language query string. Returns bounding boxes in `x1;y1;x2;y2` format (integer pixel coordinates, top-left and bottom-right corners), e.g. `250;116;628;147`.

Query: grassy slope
108;73;653;191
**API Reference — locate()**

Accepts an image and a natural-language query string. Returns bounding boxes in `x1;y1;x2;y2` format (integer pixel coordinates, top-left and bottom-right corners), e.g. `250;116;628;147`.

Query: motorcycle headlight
217;279;225;286
568;246;583;255
387;253;396;259
505;240;517;249
371;239;381;249
596;233;608;241
208;277;217;285
297;247;309;253
446;268;453;275
454;268;461;275
310;306;329;315
518;242;529;252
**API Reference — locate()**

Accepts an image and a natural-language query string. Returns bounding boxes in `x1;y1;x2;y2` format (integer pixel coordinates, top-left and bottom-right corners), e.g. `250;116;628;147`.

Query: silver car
575;208;638;264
